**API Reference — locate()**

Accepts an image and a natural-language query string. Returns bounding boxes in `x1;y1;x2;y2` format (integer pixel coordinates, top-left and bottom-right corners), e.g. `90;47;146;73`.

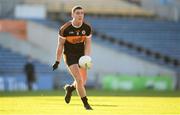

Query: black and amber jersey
59;21;92;55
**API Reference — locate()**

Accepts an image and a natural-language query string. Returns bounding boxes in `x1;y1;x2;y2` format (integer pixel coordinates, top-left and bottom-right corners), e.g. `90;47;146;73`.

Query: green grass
1;90;180;115
1;89;180;97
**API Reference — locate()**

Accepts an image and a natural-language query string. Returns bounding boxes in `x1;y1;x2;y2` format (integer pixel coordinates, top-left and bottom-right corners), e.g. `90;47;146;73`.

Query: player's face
72;9;84;22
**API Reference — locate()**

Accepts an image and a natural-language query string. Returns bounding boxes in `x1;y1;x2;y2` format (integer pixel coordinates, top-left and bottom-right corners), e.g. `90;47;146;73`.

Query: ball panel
79;55;92;69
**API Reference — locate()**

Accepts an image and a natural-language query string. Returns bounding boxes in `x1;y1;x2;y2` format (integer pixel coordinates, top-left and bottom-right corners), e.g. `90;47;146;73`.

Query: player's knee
76;78;83;85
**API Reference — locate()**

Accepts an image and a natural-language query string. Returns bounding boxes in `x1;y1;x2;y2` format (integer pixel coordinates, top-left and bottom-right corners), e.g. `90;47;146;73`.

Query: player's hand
52;61;59;71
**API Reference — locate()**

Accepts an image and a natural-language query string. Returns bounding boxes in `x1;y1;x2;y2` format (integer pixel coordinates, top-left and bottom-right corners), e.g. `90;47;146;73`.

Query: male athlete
52;6;93;110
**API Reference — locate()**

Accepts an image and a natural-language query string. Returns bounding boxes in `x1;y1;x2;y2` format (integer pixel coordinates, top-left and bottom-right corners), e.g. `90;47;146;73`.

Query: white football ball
79;55;92;69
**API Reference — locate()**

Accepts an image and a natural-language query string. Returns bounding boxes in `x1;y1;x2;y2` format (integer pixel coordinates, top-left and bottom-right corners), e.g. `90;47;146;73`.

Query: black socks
81;96;88;105
81;96;93;110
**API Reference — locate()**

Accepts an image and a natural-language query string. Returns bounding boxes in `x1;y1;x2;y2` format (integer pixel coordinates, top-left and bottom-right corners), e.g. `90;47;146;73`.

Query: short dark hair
72;6;83;13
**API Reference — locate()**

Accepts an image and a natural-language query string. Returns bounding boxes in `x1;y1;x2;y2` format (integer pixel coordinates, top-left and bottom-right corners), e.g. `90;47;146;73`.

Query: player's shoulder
83;21;92;28
83;21;92;31
60;21;72;30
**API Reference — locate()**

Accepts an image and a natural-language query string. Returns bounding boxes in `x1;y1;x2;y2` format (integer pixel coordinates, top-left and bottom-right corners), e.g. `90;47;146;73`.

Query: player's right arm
53;24;67;71
53;22;71;70
53;36;65;71
56;37;65;62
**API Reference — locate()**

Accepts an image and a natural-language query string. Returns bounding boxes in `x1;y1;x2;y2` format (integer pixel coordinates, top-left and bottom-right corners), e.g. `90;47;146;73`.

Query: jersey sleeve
58;21;72;40
86;24;92;39
58;27;66;40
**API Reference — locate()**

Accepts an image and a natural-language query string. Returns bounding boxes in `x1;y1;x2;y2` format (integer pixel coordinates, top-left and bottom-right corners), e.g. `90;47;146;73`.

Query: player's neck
72;20;83;28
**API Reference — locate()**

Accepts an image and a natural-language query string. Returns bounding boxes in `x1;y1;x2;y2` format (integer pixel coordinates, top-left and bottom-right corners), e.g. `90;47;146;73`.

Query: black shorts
63;53;84;67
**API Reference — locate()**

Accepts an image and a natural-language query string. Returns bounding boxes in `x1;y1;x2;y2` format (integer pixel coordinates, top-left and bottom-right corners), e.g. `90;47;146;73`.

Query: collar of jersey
71;20;83;28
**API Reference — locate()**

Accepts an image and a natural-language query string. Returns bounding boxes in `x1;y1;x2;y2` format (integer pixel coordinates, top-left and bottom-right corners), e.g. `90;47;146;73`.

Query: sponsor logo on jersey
69;31;74;34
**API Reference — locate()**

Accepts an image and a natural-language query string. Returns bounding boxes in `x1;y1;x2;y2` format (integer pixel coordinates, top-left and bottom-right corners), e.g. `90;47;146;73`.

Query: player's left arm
85;34;92;56
85;24;92;56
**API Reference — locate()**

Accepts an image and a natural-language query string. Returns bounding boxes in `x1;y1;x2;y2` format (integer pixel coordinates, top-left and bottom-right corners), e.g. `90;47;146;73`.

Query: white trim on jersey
71;20;83;28
86;34;92;39
59;35;66;40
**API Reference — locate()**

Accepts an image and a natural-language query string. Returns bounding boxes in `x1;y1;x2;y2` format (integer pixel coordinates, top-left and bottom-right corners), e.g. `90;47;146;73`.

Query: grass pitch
0;90;180;115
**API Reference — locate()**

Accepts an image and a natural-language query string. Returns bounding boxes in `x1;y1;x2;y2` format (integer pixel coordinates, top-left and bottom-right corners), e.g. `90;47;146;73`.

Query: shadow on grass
70;103;118;107
91;104;118;107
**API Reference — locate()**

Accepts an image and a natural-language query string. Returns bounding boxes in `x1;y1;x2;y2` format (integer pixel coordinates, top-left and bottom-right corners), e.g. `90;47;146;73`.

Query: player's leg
63;54;92;109
63;65;76;104
68;64;92;110
79;67;87;85
69;64;86;97
67;67;87;89
64;66;87;103
63;66;84;104
63;54;77;104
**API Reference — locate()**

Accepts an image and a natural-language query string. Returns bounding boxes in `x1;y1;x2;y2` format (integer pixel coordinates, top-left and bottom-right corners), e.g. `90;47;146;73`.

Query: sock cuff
81;96;88;101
